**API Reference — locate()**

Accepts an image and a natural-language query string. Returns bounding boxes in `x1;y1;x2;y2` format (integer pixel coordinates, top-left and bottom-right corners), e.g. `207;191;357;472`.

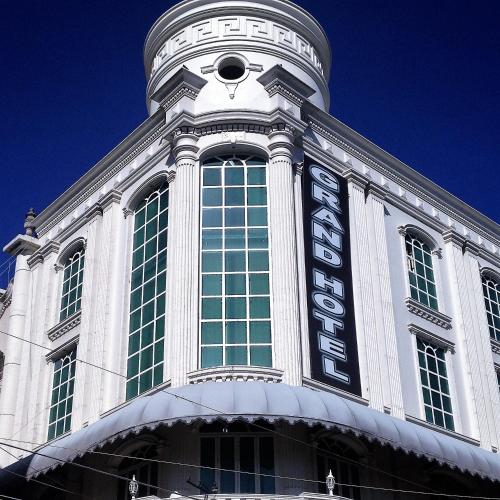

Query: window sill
405;414;480;446
187;366;283;384
405;297;452;330
47;310;81;341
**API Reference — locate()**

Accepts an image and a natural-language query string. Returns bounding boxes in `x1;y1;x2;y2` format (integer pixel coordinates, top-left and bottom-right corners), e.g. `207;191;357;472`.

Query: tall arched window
482;273;500;342
200;155;272;369
405;232;438;310
126;182;169;400
60;247;85;321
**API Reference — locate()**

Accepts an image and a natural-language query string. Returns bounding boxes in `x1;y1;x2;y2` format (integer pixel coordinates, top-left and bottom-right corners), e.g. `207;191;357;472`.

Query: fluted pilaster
166;129;200;387
267;124;302;385
345;173;383;409
366;187;404;418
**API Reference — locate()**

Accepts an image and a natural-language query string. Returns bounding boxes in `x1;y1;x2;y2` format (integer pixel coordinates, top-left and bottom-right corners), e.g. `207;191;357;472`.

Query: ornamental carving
151;16;324;77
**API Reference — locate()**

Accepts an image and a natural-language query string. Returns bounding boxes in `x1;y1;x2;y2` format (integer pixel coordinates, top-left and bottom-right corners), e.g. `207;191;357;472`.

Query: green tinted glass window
200;156;272;369
126;183;169;400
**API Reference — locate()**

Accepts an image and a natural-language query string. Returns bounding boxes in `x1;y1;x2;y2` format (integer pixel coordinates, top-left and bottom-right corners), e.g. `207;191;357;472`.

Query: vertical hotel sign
302;156;361;395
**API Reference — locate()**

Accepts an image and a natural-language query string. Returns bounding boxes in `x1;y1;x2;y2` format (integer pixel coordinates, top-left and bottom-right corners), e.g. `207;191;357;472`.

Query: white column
102;197;129;412
293;162;311;379
0;235;39;465
33;245;59;446
464;244;500;449
443;230;484;440
366;185;404;418
267;124;302;385
165;129;200;387
86;192;122;422
344;171;383;410
71;206;102;430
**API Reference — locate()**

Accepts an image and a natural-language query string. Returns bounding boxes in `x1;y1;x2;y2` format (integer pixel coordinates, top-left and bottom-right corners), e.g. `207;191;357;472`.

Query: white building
0;0;499;498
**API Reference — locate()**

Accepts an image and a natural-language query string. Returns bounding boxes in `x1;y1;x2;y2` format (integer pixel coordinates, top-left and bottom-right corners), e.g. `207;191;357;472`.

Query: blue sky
1;0;499;278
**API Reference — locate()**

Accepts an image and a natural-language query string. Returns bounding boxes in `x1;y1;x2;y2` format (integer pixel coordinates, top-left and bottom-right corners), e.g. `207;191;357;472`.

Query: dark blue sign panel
302;156;361;395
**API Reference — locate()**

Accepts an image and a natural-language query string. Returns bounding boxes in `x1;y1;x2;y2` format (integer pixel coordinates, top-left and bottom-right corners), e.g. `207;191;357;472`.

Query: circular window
217;57;245;81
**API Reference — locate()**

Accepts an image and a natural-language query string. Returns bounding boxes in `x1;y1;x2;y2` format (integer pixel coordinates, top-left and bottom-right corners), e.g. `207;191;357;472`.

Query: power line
0;328;463;494
0;439;498;500
0;440;199;500
0;445;87;499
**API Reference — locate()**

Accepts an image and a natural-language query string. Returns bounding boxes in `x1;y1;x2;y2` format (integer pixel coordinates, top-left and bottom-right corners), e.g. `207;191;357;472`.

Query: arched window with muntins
60;248;85;321
482;274;500;342
126;182;169;400
405;232;438;310
200;155;272;369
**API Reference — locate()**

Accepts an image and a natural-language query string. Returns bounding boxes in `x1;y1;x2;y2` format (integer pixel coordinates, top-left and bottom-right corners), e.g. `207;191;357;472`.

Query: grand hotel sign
302;156;361;396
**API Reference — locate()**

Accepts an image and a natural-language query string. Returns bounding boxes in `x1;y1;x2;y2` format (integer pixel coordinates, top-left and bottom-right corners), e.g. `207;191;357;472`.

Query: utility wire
0;445;87;499
0;328;465;494
0;441;199;500
1;439;498;500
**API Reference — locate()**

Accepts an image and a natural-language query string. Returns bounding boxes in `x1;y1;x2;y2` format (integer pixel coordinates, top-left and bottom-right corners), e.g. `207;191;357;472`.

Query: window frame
199;430;275;494
199;154;273;370
47;348;77;441
58;245;86;322
481;271;500;343
403;229;439;311
125;180;169;400
414;336;456;431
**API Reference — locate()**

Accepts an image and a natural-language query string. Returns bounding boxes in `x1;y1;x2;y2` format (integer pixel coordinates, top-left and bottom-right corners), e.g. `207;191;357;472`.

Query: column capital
342;168;369;190
172;128;199;165
442;229;467;247
268;123;295;160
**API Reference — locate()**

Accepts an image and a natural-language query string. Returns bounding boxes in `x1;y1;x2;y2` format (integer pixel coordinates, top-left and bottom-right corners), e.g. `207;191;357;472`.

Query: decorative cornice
85;204;104;221
442;229;467;247
27;252;45;268
47;310;81;342
187;366;283;385
342;168;369;189
122;208;133;219
3;234;41;257
35;118;165;236
305;112;500;249
99;189;122;209
257;64;316;107
408;323;455;352
365;181;387;201
45;333;80;362
405;297;452;330
150;67;207;108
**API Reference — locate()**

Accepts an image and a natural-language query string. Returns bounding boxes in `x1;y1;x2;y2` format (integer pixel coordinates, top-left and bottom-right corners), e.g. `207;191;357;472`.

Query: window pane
203;208;223;227
226;322;247;344
202;298;222;319
203;275;222;296
225;229;245;249
225;252;245;272
249;274;269;295
225;208;245;227
203;188;222;206
225;187;245;206
250;321;271;343
250;297;270;319
248;228;268;249
226;346;247;365
225;168;244;185
202;229;223;250
203;168;221;186
250;346;272;367
127;183;168;398
226;297;246;319
201;322;223;344
247;207;267;226
247;187;267;206
201;347;223;368
203;252;223;272
225;274;246;295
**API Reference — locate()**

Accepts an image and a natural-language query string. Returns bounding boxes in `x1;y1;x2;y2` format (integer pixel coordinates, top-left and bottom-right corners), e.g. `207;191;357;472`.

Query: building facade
0;0;500;498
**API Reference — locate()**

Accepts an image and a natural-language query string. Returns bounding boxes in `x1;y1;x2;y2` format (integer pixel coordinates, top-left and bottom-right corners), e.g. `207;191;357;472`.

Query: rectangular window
48;349;76;440
200;156;272;369
200;435;275;494
416;338;454;431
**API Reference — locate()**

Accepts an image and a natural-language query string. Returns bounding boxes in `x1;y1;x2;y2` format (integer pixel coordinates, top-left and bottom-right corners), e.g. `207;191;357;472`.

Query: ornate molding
150;16;325;78
306;116;499;251
408;323;455;353
187;366;283;385
405;297;452;330
122;208;133;219
47;310;81;342
37;126;165;236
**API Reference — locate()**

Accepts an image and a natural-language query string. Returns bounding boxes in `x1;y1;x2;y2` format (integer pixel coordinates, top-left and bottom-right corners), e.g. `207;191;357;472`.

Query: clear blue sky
1;0;499;275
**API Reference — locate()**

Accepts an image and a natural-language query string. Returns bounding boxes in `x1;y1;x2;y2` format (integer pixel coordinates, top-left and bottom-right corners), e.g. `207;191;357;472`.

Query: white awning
27;381;500;481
